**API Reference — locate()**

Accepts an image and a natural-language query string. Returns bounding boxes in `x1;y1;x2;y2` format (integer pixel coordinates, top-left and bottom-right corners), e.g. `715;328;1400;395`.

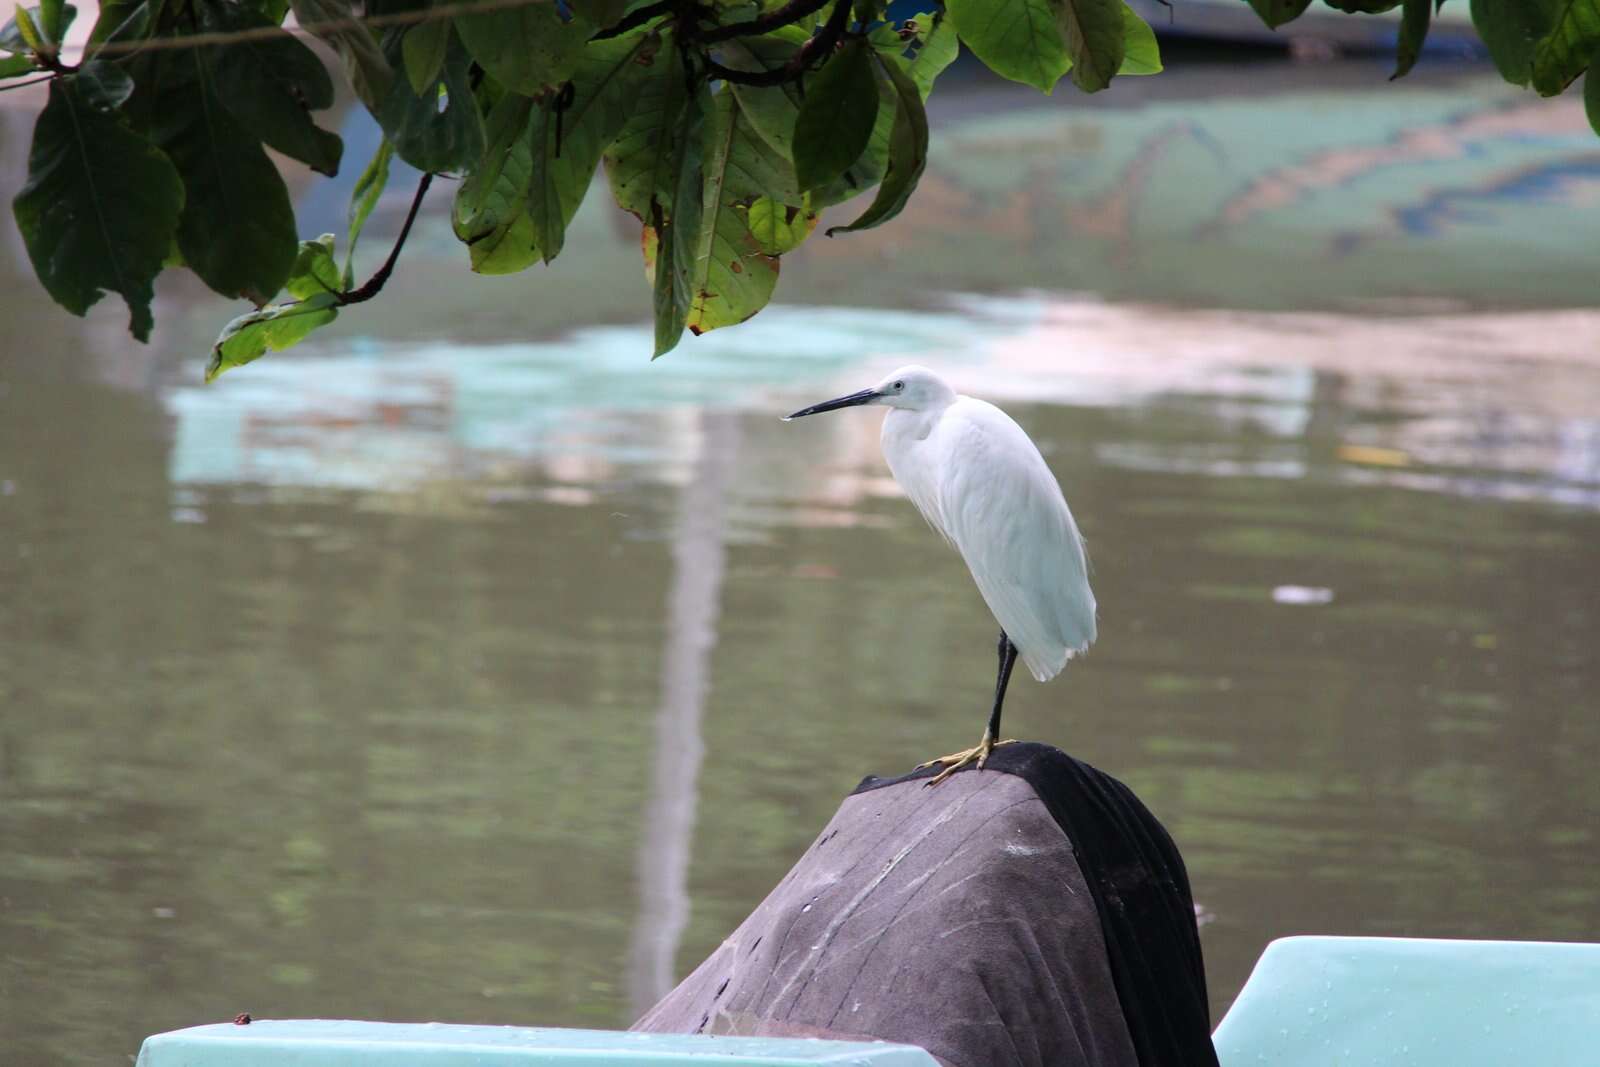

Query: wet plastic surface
134;1020;939;1066
1213;936;1600;1066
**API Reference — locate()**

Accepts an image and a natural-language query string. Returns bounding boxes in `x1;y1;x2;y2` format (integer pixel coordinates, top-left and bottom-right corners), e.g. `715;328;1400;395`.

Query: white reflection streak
628;412;740;1018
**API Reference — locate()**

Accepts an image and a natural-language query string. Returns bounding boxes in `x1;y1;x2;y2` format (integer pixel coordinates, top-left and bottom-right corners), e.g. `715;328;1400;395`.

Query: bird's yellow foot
917;736;1018;787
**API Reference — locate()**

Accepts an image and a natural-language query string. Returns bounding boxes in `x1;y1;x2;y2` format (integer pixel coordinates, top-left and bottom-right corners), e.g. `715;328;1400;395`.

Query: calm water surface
3;56;1600;1065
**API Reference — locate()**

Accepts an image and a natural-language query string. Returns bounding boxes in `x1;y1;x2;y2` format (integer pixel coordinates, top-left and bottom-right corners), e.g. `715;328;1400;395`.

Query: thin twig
64;0;557;59
704;0;849;87
339;172;433;306
696;0;830;43
0;73;54;93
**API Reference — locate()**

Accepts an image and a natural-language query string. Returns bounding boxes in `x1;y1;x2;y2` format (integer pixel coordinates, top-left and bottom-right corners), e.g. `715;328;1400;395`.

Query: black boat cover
633;742;1219;1067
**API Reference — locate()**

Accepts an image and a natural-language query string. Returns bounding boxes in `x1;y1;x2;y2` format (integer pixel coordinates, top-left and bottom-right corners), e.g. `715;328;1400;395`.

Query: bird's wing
934;398;1096;682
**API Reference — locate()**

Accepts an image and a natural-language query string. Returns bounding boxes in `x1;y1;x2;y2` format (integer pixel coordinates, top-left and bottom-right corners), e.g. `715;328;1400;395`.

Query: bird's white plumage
877;370;1096;682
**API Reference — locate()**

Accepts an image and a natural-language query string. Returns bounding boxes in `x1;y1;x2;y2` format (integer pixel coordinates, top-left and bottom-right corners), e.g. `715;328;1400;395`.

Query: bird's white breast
880;396;1096;682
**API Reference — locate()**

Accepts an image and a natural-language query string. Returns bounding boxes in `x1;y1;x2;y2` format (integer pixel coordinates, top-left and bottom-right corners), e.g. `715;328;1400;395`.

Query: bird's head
783;365;955;420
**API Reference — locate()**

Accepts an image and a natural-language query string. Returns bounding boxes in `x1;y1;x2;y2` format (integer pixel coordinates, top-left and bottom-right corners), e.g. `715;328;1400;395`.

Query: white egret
785;366;1096;785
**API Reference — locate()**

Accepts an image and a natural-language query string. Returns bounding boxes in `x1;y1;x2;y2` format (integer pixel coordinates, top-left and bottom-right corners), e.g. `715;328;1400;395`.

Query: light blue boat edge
134;1020;941;1066
1213;935;1600;1067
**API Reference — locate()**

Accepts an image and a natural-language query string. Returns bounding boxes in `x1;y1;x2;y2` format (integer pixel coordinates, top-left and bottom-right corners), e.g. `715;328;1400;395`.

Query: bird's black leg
987;630;1019;744
918;631;1022;786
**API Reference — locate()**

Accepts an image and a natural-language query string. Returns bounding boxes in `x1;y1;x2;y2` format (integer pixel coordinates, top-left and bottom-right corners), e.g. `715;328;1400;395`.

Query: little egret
785;366;1096;785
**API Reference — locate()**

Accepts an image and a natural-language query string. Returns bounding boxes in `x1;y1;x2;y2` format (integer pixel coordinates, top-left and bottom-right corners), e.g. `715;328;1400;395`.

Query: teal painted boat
135;938;1600;1065
134;1021;939;1066
1214;936;1600;1066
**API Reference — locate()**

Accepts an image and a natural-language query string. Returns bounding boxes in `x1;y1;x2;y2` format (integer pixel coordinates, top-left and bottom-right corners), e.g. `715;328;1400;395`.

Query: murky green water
3;55;1600;1065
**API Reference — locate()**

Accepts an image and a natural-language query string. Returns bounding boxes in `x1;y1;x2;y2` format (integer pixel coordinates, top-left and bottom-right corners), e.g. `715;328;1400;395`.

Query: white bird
785;365;1096;785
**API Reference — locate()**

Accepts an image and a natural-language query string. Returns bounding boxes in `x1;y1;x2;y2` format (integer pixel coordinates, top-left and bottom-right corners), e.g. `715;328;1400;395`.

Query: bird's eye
894;381;905;391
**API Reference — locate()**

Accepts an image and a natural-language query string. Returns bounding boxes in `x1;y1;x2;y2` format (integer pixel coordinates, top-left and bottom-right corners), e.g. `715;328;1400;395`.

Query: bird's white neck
881;395;956;445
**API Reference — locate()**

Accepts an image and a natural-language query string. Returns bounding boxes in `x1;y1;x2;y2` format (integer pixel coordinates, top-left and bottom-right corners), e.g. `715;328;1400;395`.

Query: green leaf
1245;0;1314;28
88;0;149;50
1586;59;1600;133
605;29;689;219
139;52;299;304
573;0;630;30
1392;0;1431;78
41;0;76;43
907;13;960;94
1470;0;1557;86
464;207;540;274
651;85;710;357
12;78;184;342
75;59;134;109
287;234;342;299
744;196;816;254
12;6;46;52
378;26;485;173
528;32;657;262
345;138;393;287
453;92;540;274
1118;2;1161;74
1531;0;1600;95
203;3;343;176
949;0;1071;91
402;18;449;95
40;0;65;39
454;2;592;94
460;90;534;220
794;38;880;192
1057;0;1123;92
290;0;394;110
827;52;927;235
724;31;893;208
208;291;340;383
724;30;810;161
684;87;798;335
0;54;34;77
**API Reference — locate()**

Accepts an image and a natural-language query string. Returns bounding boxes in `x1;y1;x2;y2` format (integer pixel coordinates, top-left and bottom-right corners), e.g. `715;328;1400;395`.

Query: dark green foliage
827;52;929;235
12;77;183;341
1060;0;1125;92
345;138;394;288
651;86;710;358
1323;0;1401;12
202;3;343;176
1530;0;1600;95
793;38;881;192
526;31;657;262
377;26;484;173
6;0;1599;366
1245;0;1314;29
1469;0;1558;86
137;50;299;304
1589;61;1600;134
1392;0;1432;79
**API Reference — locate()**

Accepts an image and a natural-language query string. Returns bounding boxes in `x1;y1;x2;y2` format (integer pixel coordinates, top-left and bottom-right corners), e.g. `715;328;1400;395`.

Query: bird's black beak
783;388;880;421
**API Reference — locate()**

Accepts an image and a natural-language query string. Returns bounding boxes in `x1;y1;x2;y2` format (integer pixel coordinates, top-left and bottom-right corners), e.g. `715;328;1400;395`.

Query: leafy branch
703;0;853;86
6;0;1600;379
696;0;834;44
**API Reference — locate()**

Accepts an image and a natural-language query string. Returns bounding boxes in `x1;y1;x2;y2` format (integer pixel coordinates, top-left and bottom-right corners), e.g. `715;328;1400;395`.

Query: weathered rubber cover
633;742;1217;1067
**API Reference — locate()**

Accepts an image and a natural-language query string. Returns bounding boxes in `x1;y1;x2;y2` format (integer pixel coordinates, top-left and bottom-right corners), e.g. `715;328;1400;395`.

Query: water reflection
165;298;1600;514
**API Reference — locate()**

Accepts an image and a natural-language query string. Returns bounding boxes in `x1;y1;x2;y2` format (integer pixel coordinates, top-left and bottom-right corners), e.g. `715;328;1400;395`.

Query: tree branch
339;172;433;306
703;0;850;87
696;0;831;43
590;0;679;41
0;73;55;93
